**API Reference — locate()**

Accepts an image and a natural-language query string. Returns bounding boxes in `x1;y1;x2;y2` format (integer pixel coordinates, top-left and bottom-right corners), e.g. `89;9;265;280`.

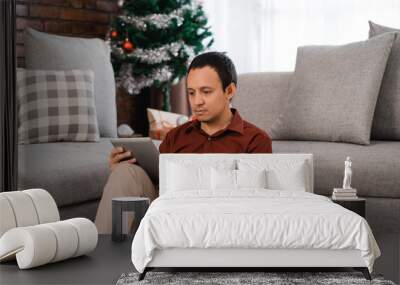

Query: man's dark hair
188;52;237;91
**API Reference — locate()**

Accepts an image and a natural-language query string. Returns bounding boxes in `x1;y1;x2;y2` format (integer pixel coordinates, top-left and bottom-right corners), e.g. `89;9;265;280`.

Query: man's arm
246;132;272;153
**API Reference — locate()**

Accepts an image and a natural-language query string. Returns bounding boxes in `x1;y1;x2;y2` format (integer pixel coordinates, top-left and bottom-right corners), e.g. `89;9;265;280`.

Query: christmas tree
107;0;214;111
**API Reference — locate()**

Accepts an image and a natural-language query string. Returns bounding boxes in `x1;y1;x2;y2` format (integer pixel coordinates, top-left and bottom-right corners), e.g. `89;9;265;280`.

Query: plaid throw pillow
17;69;100;144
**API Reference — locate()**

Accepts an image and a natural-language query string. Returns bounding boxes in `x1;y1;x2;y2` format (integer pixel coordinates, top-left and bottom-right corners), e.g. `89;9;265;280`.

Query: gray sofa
18;139;113;221
17;71;399;234
233;72;400;233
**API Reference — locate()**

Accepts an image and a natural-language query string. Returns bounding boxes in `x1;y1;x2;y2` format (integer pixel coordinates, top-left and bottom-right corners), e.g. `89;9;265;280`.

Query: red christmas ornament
122;38;134;53
110;29;118;39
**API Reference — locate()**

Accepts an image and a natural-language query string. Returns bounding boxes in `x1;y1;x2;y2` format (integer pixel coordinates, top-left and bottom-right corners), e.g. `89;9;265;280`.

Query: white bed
131;154;380;280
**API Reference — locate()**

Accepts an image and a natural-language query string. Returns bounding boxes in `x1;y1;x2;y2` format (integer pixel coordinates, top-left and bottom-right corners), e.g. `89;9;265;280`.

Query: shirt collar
185;108;244;135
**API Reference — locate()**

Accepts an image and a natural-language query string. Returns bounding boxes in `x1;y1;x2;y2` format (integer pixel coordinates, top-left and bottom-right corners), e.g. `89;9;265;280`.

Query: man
95;52;272;233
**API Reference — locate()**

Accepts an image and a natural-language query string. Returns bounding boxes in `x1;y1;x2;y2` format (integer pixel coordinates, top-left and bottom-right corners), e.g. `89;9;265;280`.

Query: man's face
187;66;234;122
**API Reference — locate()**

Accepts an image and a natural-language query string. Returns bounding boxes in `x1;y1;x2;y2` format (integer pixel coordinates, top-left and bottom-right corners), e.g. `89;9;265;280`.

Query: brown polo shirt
159;108;272;154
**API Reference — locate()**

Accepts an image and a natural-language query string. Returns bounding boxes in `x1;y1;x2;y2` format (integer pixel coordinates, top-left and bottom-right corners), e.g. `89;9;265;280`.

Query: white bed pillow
237;169;267;188
167;160;235;192
167;162;211;191
211;168;236;190
211;168;267;190
238;159;307;191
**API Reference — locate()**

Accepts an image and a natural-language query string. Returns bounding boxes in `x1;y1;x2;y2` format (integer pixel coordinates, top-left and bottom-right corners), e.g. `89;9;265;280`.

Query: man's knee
108;163;150;184
110;163;144;177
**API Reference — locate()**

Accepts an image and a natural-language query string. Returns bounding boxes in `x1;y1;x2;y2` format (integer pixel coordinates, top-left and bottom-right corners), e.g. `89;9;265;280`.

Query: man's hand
109;146;136;172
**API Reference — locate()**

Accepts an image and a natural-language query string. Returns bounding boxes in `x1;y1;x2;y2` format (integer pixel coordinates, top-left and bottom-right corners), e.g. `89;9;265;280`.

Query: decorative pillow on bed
166;160;236;192
167;162;211;191
237;159;307;191
237;169;267;188
211;168;236;190
17;69;100;144
211;168;267;190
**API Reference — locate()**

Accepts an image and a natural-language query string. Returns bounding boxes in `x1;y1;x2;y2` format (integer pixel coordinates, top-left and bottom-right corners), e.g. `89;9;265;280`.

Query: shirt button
208;137;211;141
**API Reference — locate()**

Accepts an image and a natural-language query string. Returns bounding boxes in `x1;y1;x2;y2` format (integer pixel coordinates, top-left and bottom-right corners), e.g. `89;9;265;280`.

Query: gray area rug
116;271;396;285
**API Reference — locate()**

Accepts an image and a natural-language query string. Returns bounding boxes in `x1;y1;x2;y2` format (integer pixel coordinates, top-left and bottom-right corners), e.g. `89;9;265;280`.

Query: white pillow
211;168;267;190
237;169;267;188
238;159;307;191
211;168;236;190
165;158;236;191
167;162;211;191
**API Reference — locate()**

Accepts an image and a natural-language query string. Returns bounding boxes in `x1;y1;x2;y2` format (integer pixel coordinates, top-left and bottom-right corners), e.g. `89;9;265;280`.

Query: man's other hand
109;146;136;172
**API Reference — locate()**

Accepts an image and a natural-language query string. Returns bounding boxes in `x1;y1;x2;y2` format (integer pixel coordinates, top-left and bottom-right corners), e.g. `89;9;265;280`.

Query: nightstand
331;197;366;218
112;197;150;242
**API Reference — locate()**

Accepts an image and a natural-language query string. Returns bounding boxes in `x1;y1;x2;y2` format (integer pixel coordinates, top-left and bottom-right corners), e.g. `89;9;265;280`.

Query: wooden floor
0;233;398;284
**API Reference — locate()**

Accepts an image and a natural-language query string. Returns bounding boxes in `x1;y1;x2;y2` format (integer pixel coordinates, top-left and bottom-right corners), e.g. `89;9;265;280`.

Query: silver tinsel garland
118;2;204;31
117;64;174;95
110;39;195;95
111;40;195;65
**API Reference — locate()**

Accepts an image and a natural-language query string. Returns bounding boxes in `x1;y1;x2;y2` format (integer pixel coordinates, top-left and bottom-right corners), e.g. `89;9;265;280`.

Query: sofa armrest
232;72;293;133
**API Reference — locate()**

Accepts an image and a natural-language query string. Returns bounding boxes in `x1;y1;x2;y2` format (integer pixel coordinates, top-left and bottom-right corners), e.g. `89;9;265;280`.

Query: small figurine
342;156;353;189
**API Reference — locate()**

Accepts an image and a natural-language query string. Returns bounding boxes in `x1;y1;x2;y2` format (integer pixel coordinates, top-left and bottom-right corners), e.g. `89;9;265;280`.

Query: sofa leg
354;267;371;280
138;268;148;281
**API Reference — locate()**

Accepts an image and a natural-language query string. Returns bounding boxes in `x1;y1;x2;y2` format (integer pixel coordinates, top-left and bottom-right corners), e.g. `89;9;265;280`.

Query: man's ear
225;82;237;101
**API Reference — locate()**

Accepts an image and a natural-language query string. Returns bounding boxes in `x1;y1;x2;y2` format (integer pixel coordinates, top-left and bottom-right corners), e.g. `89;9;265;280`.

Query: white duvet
131;190;380;273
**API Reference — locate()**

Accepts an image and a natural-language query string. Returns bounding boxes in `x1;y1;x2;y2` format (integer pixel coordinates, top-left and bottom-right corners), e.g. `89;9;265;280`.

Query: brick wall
16;0;118;67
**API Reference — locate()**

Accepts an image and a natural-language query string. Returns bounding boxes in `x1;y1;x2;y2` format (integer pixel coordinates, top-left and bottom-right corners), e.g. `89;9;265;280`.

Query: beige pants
95;163;158;234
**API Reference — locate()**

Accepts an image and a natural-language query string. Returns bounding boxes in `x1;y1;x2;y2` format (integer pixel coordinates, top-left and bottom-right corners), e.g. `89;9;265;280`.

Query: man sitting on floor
95;52;273;233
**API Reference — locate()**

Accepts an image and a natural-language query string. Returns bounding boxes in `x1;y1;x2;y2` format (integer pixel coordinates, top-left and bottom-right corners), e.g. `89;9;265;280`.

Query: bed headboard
159;153;314;195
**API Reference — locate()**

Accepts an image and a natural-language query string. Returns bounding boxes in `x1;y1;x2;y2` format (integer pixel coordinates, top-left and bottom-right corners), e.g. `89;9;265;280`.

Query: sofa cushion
17;69;100;144
24;28;117;138
369;21;400;140
272;140;400;198
270;33;395;145
18;139;113;207
232;72;291;136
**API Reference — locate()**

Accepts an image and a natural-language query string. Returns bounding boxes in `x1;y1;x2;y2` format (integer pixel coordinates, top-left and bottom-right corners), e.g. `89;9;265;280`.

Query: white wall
202;0;400;73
